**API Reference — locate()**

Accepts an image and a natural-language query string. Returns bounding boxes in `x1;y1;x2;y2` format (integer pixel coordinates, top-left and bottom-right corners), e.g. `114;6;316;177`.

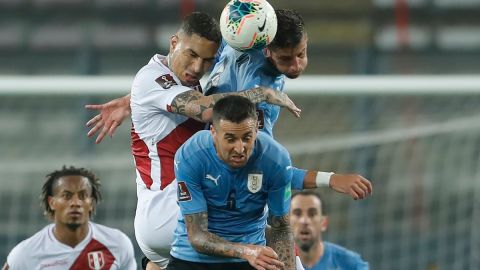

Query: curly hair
41;165;102;219
268;9;306;50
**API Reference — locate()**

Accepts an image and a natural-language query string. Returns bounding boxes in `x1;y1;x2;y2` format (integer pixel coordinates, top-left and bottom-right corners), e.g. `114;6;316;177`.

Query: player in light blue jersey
205;9;372;198
291;190;369;270
168;96;295;270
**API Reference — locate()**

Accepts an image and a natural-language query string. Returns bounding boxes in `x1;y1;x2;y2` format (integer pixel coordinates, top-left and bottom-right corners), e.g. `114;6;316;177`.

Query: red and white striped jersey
6;222;136;270
130;54;204;191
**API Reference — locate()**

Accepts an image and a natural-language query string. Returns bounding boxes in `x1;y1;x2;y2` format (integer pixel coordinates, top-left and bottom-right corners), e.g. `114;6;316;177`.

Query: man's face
266;35;308;79
211;118;258;169
169;32;219;86
48;175;93;230
290;194;327;252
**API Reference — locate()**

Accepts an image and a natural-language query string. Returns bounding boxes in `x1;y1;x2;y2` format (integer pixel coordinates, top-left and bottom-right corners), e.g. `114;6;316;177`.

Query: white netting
1;75;479;269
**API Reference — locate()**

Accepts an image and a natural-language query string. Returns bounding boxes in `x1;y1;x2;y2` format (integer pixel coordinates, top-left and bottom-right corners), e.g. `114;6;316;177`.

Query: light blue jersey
205;42;306;189
170;130;293;263
205;43;285;137
304;242;369;270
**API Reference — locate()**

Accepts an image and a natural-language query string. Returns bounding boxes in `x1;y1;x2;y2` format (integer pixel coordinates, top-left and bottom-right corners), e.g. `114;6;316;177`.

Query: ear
210;124;216;137
264;47;271;58
48;196;56;211
169;34;178;54
320;216;328;232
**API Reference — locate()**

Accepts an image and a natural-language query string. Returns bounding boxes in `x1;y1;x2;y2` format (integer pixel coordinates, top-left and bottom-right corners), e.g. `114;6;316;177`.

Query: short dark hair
212;95;257;126
42;165;102;219
268;9;306;50
181;12;221;44
292;190;326;214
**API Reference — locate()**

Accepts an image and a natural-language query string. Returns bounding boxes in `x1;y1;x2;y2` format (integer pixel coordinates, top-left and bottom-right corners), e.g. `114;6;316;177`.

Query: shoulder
176;130;212;161
324;242;368;267
90;222;134;249
7;225;52;265
256;132;290;164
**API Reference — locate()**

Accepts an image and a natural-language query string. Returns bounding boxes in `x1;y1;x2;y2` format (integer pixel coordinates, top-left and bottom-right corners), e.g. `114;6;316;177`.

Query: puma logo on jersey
205;174;221;186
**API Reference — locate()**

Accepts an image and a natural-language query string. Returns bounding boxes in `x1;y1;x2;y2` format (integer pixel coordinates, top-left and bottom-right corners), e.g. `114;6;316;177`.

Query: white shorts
134;180;179;268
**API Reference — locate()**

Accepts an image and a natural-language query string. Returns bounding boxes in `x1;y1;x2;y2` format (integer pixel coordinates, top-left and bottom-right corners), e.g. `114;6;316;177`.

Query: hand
264;88;301;118
243;245;285;270
329;174;373;200
85;95;131;144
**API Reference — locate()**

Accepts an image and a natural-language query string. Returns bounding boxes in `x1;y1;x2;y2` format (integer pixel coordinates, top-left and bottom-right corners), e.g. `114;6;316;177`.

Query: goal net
0;75;479;269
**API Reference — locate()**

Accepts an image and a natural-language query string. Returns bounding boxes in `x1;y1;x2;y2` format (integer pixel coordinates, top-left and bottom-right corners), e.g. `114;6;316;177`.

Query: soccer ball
219;0;277;51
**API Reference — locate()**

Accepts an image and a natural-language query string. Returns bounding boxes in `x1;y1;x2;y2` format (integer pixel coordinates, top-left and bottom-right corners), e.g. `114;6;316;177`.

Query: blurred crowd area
1;0;480;75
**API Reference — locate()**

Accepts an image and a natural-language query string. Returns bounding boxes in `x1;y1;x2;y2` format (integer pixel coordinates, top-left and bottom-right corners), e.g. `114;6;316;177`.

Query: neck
163;54;171;69
53;222;90;248
298;241;324;268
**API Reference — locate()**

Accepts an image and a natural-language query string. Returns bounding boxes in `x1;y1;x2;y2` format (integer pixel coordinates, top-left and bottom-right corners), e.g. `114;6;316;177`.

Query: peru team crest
87;251;105;269
247;173;263;193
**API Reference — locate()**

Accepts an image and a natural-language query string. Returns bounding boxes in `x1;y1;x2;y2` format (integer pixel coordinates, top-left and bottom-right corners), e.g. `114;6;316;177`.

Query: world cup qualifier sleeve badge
247;172;263;193
155;74;178;89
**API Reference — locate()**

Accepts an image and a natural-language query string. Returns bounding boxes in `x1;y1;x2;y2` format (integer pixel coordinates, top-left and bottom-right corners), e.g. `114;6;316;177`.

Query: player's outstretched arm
85;94;131;144
169;86;301;123
266;214;296;270
302;170;373;200
185;212;285;270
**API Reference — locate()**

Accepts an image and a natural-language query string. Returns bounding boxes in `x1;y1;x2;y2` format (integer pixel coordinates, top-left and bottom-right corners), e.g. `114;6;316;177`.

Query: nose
70;194;82;206
289;58;301;74
192;58;203;74
233;139;245;154
298;214;309;224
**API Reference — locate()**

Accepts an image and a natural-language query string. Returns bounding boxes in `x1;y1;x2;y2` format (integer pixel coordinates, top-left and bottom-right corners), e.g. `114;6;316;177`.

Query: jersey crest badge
87;251;105;270
178;181;192;201
156;74;177;89
247;173;263;193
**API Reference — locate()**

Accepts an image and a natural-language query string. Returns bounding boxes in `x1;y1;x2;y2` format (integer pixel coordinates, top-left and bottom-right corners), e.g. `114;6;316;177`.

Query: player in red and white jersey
5;222;135;270
124;12;300;270
2;166;136;270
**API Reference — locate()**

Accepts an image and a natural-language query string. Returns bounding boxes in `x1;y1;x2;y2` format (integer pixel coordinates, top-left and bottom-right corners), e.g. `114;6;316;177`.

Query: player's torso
12;224;126;270
130;54;204;190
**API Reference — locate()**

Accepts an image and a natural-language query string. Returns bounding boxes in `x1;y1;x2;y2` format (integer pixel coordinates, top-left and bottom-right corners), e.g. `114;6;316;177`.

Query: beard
65;222;82;231
297;238;316;252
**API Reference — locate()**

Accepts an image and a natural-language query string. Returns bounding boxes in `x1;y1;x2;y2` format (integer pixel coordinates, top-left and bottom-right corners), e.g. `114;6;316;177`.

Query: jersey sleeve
174;148;208;215
117;232;137;270
291;167;307;190
266;149;293;217
6;242;28;270
131;65;192;112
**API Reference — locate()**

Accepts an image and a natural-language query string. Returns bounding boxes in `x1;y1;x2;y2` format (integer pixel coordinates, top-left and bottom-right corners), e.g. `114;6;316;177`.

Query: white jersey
6;222;136;270
130;54;204;191
131;54;204;267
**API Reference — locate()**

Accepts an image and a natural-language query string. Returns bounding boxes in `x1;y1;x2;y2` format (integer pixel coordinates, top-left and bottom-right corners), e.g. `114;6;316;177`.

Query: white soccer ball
219;0;277;51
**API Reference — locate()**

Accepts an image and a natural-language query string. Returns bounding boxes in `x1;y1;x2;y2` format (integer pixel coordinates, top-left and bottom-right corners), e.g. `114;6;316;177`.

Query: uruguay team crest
87;251;105;269
247;173;263;193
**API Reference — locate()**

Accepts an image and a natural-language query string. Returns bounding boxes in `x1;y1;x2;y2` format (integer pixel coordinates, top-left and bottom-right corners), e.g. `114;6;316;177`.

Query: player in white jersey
2;166;136;270
91;12;299;270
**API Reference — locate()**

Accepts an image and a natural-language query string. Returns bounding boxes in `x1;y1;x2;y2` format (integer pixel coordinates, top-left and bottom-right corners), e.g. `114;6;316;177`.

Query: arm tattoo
185;212;245;259
170;90;211;122
267;214;296;269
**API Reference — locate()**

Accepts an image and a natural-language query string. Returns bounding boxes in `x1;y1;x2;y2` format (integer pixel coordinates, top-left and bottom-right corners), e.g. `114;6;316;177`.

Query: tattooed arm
266;214;296;270
170;86;301;122
185;212;285;270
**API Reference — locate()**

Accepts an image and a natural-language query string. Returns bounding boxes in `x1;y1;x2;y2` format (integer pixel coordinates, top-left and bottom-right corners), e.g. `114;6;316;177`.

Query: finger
86;114;102;127
349;187;360;200
257;260;280;270
87;122;103;137
95;125;109;144
355;180;371;196
361;178;373;194
351;185;366;199
108;121;120;137
85;104;104;110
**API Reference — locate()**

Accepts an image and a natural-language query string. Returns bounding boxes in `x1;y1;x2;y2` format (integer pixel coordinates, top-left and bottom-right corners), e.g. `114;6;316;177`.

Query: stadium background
1;0;480;269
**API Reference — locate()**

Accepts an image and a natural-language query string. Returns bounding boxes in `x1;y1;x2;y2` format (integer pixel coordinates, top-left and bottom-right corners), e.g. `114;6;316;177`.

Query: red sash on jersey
70;239;115;270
